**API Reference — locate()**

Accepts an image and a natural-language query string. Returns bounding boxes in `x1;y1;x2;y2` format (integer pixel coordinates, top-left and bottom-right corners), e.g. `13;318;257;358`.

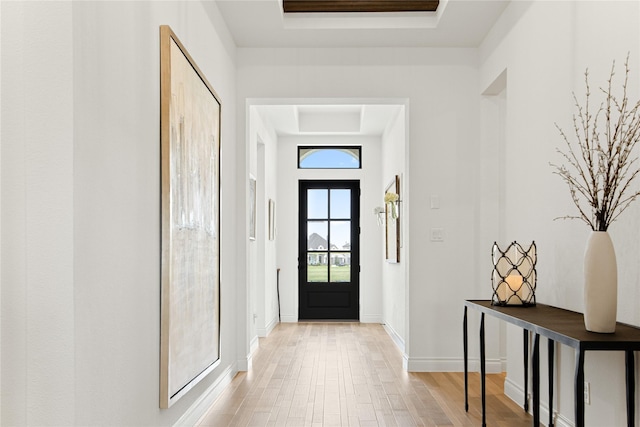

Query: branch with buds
551;54;640;231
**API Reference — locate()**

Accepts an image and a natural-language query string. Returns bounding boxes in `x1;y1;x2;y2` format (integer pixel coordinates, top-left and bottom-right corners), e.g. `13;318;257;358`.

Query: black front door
298;180;360;320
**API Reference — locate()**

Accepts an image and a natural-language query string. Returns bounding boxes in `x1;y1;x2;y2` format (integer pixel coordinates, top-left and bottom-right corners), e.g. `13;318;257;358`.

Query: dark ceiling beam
283;0;439;13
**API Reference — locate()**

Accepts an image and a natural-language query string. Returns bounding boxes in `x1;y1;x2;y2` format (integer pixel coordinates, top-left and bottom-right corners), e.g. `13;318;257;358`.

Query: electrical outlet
584;381;590;405
431;227;444;242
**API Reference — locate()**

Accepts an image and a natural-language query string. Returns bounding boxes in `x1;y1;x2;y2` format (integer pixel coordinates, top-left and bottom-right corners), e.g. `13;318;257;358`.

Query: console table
463;300;640;427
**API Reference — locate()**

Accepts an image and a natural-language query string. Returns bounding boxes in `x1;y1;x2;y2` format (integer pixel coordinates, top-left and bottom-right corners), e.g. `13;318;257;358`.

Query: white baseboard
237;349;253;372
503;376;529;411
360;314;382;323
250;335;259;356
402;353;410;371
279;316;383;323
382;323;405;353
504;376;563;427
468;358;503;373
238;335;259;372
554;412;573;427
173;363;237;427
257;316;279;337
265;316;278;335
279;314;382;324
405;357;503;373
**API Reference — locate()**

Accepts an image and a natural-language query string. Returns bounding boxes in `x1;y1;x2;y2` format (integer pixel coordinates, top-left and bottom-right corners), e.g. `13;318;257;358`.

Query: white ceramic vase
583;231;617;333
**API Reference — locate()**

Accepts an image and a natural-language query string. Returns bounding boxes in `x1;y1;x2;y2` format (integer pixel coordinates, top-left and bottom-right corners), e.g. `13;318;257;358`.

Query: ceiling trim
283;0;439;14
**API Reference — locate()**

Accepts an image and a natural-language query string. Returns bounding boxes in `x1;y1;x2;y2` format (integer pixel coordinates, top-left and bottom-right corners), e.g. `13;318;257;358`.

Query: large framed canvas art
159;25;221;409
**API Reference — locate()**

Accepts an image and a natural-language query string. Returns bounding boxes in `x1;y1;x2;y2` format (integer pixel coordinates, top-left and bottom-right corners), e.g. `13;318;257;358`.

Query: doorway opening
246;99;407;336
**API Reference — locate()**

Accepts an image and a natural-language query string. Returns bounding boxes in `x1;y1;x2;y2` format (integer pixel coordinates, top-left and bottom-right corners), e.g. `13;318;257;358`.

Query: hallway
197;323;532;426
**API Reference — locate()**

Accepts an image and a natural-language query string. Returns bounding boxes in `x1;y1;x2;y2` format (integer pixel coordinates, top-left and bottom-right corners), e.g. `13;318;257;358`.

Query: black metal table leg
463;306;469;412
480;312;486;427
533;333;540;427
575;348;585;427
626;350;635;427
548;338;555;427
524;329;529;412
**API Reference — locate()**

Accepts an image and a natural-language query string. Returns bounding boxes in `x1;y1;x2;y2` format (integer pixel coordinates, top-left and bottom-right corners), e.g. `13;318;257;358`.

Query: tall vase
583;231;617;333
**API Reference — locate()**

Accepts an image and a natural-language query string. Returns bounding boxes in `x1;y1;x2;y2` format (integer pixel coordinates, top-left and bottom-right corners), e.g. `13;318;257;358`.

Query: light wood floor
197;322;533;426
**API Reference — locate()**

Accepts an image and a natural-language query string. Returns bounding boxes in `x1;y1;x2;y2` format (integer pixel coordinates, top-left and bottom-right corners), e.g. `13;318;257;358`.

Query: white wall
276;134;383;323
249;107;279;338
0;2;2;419
1;2;75;424
480;1;640;425
237;48;487;370
381;106;408;351
2;1;239;425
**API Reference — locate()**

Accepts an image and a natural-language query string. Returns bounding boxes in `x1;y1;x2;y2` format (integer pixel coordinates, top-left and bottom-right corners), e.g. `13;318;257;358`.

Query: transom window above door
283;0;439;13
298;146;362;169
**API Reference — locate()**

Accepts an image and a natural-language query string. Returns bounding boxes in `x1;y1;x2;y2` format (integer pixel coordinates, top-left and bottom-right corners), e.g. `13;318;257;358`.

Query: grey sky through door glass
330;221;351;249
307;189;328;219
330;189;350;219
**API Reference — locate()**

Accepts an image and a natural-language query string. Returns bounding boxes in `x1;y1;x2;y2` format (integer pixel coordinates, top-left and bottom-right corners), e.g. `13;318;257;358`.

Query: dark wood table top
465;300;640;351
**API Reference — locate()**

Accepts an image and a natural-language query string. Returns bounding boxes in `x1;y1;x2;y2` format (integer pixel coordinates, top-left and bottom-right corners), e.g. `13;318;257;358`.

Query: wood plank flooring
197;322;533;426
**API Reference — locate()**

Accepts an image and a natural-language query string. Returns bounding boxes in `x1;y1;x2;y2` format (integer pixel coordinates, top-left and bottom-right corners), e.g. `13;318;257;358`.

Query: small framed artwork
249;175;256;241
268;199;276;241
385;175;400;263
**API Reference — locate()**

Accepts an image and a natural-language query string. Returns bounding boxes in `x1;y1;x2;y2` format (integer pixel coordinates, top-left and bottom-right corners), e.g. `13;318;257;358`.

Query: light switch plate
430;195;440;209
431;228;444;242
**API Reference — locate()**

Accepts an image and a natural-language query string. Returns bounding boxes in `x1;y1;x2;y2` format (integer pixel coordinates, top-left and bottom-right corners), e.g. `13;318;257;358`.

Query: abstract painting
159;25;221;408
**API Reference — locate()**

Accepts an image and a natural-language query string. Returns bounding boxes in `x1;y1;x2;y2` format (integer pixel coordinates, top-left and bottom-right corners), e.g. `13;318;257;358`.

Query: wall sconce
491;241;537;306
384;192;399;219
374;207;385;226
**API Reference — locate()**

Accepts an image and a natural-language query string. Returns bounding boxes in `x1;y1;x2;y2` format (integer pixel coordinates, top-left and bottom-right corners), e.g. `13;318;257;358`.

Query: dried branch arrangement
551;55;640;231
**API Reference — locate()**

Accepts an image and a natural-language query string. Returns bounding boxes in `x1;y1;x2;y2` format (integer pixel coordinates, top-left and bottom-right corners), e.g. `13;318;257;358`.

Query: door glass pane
330;252;351;283
330;221;351;250
307;253;328;282
307;221;328;250
308;189;328;219
330;189;350;219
